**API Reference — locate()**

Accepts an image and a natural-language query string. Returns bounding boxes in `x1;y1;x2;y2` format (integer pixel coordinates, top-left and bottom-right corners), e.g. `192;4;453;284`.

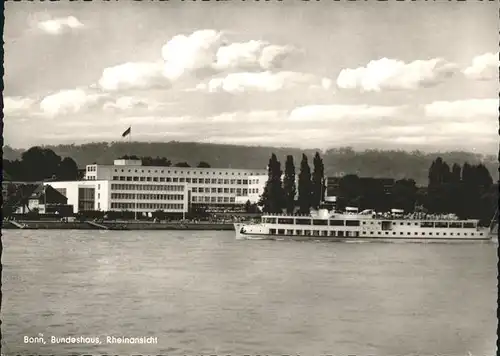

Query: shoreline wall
2;220;235;231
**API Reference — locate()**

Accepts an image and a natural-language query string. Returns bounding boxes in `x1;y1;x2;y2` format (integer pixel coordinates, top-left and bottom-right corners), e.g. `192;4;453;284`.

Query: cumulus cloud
215;40;295;71
36;16;84;35
201;71;332;93
289;104;404;121
161;29;223;79
424;99;498;118
337;57;458;91
3;96;36;115
463;52;498;80
97;30;299;92
40;89;108;117
98;62;170;91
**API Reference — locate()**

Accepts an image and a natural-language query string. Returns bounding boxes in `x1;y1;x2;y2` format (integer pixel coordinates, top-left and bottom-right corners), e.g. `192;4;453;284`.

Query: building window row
113;168;261;176
110;203;183;210
111;184;184;192
192;196;236;203
111;193;183;201
190;187;248;194
111;176;251;185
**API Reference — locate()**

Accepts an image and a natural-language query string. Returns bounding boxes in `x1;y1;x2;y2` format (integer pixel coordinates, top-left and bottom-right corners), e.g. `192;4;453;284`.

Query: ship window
278;218;294;224
378;232;381;235
400;232;404;235
479;233;483;236
321;231;328;237
400;222;404;225
435;222;447;228
277;229;285;235
363;221;366;225
422;232;425;235
449;222;462;228
429;232;433;236
338;231;344;237
329;231;336;237
463;222;475;228
407;222;411;225
414;222;418;226
457;233;460;236
393;232;396;235
270;229;276;235
286;229;294;235
450;233;454;236
370;231;374;234
295;230;303;235
296;218;311;225
304;230;312;236
443;233;447;236
313;230;320;236
313;219;328;226
463;233;467;236
436;233;440;236
385;232;389;235
345;220;360;227
329;220;344;226
421;222;433;228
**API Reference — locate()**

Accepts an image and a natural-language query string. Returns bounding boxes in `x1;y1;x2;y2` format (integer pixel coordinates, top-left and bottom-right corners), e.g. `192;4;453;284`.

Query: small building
14;184;68;214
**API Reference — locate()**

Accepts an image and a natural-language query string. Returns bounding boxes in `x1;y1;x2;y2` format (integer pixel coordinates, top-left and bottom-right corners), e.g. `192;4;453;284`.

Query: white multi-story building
46;159;267;214
246;174;270;204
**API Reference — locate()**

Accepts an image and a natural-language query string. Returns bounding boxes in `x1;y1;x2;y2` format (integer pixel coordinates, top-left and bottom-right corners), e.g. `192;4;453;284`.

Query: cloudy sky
3;1;498;152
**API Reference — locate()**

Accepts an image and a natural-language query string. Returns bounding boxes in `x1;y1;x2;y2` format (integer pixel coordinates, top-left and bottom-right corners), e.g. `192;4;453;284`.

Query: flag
122;126;131;137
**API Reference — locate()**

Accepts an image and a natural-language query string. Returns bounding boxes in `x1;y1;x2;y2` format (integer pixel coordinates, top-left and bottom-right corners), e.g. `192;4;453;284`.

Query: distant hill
3;142;498;186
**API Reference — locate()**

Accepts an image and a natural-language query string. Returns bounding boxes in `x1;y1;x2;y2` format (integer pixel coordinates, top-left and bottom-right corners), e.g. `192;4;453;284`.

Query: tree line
117;155;211;168
2;147;215;182
5;143;496;186
259;152;326;214
3;147;79;182
423;158;496;223
259;153;497;224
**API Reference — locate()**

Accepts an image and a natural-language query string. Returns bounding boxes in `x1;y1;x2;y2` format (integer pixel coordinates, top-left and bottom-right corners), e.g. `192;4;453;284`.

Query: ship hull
234;223;493;243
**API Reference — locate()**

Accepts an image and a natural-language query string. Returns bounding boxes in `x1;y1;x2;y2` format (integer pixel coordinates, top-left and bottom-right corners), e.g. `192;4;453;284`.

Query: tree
451;163;461;183
142;156;171;166
283;155;296;214
390;179;417;213
297;154;312;213
258;154;284;213
57;157;79;181
21;147;61;181
475;163;493;188
244;200;260;213
337;174;362;210
174;162;191;167
197;161;211;168
244;199;252;212
311;152;325;209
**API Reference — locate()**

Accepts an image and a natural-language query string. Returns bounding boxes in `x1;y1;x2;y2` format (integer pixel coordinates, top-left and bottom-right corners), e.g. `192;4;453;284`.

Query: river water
2;230;497;356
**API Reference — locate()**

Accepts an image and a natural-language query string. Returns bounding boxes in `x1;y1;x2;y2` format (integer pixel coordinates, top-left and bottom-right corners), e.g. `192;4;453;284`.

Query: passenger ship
234;206;497;243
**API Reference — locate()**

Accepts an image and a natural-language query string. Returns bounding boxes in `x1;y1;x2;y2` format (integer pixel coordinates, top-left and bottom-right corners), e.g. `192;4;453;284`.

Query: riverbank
2;220;235;231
